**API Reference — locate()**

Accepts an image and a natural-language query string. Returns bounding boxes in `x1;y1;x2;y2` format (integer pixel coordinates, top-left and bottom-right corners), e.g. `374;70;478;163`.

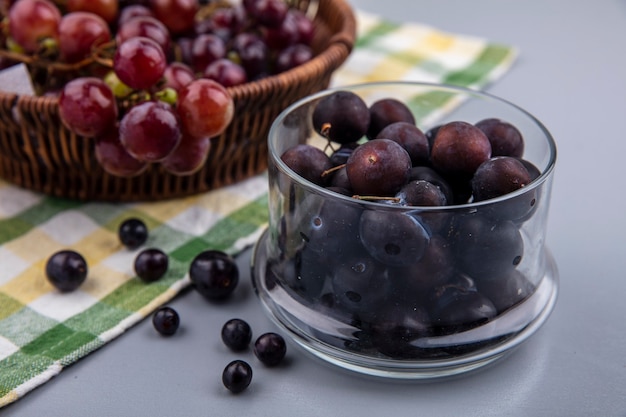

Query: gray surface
4;0;626;416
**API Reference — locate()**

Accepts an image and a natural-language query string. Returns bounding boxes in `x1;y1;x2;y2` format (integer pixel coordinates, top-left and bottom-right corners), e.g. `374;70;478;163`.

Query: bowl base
251;229;559;379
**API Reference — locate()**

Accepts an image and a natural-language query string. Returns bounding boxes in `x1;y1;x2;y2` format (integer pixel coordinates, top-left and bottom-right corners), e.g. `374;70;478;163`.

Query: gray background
4;0;626;416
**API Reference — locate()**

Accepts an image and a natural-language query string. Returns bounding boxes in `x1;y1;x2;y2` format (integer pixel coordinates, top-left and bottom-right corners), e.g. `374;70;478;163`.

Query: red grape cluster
0;0;317;177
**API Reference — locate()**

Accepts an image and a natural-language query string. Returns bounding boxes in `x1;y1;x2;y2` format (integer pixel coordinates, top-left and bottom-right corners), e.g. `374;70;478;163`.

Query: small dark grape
45;250;88;292
152;306;180;336
329;145;356;166
431;121;492;177
367;98;416;140
359;210;430;267
346;139;411;196
254;332;287;366
429;284;497;335
368;303;430;359
118;218;148;249
477;269;536;313
280;144;332;186
331;252;389;317
475;118;524;157
376;121;429;166
189;250;239;300
221;318;252;351
275;43;313;73
409;166;454;204
450;214;523;280
222;360;253;394
424;124;441;150
134;248;168;282
312;91;370;144
471;156;532;202
396;180;447;206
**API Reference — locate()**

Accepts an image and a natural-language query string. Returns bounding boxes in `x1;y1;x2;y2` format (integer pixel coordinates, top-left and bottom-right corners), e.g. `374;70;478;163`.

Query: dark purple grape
429;283;497;335
389;235;455;296
222;360;253;394
254;332;287;366
330;253;390;317
263;8;305;49
376;121;429;166
275;43;313;73
203;58;247;87
346;139;411;196
368;303;430;358
471;156;532;202
328;165;352;190
431;121;492;177
134;248;168;282
280;144;332;186
190;33;226;73
253;0;288;28
198;5;243;39
516;157;541;180
477;269;535;314
292;193;362;257
409;166;454;204
118;218;148;249
45;250;88;292
152;306;180;336
475;118;524;157
329;145;356;166
366;98;416;140
281;248;328;300
450;214;523;280
232;32;269;79
221;318;252;351
396;180;447;206
312;91;370;144
189;250;239;300
359;210;430;267
424;124;441;151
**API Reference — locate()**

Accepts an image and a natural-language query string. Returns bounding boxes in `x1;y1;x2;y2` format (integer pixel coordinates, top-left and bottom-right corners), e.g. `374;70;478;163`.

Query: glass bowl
251;81;558;378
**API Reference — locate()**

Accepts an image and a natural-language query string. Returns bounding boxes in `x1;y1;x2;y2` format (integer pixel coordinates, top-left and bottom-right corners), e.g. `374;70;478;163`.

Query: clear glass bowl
251;81;558;378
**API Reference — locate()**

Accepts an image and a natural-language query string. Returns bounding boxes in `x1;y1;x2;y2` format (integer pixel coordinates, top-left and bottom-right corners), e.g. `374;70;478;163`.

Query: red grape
58;77;118;137
149;0;198;35
263;9;301;50
161;133;211;175
118;4;154;26
58;12;111;63
163;62;195;92
190;33;226;73
8;0;61;53
252;0;288;28
119;101;182;162
177;79;234;140
203;58;247;87
95;129;148;177
66;0;118;24
115;15;171;56
113;37;167;90
275;44;313;73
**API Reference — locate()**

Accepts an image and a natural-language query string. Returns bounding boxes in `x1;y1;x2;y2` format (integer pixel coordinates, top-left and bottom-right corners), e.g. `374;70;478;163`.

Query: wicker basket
0;0;355;201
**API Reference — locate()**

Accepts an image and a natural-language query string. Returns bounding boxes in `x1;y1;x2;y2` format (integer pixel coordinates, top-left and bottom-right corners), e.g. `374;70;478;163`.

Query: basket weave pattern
0;0;355;201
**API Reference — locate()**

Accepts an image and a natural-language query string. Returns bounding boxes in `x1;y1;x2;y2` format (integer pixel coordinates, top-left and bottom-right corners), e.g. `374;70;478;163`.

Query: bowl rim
268;80;558;212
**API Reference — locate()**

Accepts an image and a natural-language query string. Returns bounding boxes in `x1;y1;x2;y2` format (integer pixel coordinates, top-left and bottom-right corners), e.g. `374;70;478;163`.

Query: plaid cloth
0;10;518;408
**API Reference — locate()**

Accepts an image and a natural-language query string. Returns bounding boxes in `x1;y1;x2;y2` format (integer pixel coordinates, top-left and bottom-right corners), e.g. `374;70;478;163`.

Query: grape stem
352;195;401;203
321;163;345;178
0;39;115;71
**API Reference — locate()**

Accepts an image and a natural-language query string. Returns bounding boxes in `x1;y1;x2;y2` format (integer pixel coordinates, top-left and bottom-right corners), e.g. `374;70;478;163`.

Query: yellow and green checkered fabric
0;10;517;408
